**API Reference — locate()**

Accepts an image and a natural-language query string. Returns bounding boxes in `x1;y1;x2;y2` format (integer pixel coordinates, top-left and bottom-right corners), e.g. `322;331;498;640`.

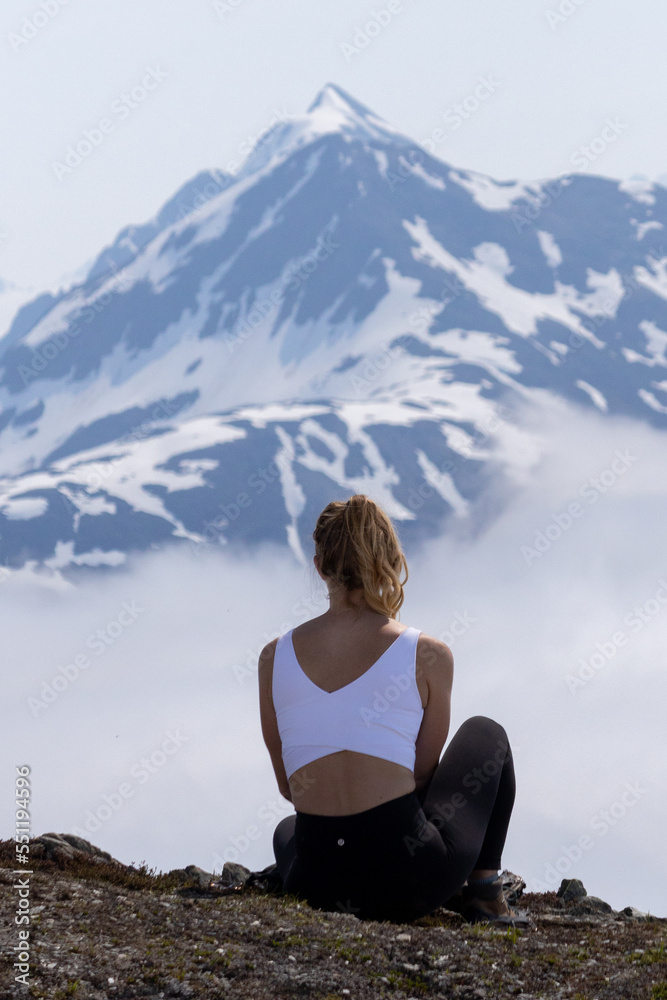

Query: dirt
1;842;665;1000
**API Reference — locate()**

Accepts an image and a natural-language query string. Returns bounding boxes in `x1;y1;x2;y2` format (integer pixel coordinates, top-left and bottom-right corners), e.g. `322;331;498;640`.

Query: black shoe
458;877;531;927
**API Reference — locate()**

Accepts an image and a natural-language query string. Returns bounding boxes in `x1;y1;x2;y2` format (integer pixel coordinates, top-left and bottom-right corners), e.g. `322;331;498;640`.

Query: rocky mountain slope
1;834;665;999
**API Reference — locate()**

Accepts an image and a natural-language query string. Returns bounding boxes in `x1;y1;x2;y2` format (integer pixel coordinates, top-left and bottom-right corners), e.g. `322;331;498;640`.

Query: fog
2;399;665;915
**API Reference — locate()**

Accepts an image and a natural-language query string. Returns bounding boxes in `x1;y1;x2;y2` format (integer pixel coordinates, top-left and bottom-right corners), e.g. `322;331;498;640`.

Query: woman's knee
459;715;508;743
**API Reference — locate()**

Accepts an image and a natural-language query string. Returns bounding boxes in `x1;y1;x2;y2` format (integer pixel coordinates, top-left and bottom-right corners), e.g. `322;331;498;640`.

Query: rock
568;895;614;916
219;862;252;887
30;833;127;869
620;905;649;920
557;878;587;902
183;865;215;887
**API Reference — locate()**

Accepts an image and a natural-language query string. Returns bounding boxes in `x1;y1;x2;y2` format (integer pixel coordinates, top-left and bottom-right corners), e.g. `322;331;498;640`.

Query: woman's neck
324;589;388;622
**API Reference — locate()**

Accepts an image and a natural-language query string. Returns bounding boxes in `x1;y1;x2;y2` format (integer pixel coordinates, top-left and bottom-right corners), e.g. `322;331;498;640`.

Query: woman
258;494;524;924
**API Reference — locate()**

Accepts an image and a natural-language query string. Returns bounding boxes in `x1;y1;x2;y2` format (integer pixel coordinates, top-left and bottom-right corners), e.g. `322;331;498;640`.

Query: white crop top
272;625;424;780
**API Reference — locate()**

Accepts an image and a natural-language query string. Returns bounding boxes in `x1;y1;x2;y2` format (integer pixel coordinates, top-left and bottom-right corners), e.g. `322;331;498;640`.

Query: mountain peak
307;82;377;121
236;83;410;180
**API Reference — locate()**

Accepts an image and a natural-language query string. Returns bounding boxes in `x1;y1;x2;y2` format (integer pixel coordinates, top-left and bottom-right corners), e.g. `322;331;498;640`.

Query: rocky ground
1;834;665;1000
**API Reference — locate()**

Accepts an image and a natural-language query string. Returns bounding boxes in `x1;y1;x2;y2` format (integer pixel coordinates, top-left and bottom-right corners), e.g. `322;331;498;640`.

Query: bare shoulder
416;632;454;675
257;637;279;685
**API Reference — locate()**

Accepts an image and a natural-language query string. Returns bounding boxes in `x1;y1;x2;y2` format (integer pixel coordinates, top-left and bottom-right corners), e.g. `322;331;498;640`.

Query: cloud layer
2;399;665;915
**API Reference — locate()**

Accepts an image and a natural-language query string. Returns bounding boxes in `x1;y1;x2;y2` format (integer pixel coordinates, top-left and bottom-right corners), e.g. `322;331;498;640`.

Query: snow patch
403;215;607;344
632;255;667;300
576;380;608;412
621;320;667;367
415;449;469;518
632;219;663;241
0;496;49;520
619;177;656;206
537;230;563;268
447;169;560;211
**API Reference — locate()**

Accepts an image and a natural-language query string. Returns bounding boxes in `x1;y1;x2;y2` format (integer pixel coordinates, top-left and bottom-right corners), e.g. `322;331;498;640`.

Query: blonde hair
312;494;408;619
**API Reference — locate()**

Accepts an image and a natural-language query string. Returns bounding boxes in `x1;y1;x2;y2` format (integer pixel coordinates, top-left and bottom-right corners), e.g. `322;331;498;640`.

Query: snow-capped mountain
1;83;666;576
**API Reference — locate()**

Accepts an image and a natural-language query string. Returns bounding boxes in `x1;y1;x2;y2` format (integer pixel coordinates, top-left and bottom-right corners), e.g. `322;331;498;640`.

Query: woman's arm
257;638;292;802
413;635;454;792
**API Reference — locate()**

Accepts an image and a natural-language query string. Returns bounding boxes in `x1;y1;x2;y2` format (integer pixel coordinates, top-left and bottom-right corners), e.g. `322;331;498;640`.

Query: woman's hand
279;783;293;803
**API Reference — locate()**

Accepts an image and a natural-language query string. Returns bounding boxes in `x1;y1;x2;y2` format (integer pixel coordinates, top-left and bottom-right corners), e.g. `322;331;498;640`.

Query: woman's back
263;611;449;816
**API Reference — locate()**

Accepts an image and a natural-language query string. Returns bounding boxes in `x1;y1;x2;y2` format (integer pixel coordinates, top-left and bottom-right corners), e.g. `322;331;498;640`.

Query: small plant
504;924;521;946
651;986;667;1000
335;942;372;962
385;970;429;994
631;942;666;965
53;982;80;999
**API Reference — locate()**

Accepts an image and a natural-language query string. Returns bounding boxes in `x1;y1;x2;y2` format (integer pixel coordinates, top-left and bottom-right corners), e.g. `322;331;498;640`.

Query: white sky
1;0;666;292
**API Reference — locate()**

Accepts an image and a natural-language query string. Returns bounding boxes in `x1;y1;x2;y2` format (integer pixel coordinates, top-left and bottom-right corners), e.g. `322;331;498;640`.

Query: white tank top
272;625;424;780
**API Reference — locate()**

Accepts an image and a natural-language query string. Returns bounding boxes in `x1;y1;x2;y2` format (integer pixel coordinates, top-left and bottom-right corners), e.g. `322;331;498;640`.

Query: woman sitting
258;494;523;924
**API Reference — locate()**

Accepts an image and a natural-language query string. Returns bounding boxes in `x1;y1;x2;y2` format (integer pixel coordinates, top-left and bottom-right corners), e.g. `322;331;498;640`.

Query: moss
651;985;667;999
504;925;522;946
630;941;666;965
0;838;196;893
384;969;429;993
269;932;309;948
53;982;80;999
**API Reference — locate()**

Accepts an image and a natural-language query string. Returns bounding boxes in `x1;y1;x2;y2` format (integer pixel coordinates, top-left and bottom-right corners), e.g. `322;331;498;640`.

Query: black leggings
272;716;516;923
